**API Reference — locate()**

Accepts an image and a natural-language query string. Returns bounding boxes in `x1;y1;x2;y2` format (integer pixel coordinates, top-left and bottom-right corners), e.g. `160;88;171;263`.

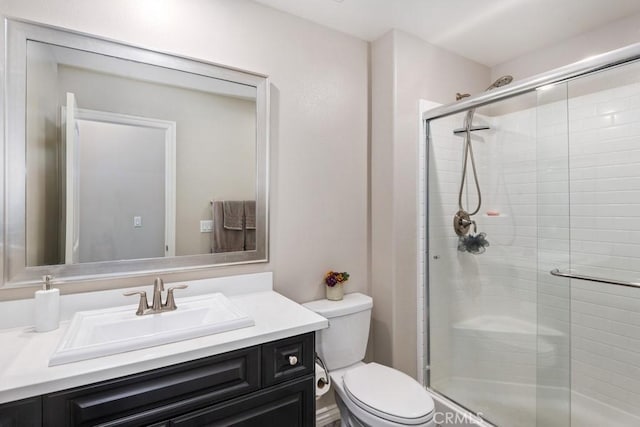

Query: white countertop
0;275;328;404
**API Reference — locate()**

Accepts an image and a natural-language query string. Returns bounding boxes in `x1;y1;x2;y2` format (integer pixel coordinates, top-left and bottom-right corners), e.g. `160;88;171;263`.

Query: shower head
486;75;513;91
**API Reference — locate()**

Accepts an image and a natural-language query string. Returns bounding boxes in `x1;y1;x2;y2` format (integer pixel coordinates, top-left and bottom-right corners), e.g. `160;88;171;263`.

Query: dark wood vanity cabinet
0;333;315;427
0;396;42;426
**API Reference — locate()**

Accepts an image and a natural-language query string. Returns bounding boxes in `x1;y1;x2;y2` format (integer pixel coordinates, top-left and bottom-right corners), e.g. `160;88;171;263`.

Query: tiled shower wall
519;74;640;419
427;66;640;422
565;67;640;418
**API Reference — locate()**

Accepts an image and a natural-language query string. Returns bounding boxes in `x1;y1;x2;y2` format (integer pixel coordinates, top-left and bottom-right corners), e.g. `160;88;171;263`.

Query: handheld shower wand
454;76;513;254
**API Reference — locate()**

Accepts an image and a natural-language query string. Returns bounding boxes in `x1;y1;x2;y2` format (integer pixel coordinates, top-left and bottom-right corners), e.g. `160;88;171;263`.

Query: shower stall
423;44;640;427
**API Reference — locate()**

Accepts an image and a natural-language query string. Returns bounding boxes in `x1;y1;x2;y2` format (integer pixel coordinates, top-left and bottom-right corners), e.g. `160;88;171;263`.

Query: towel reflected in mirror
211;200;256;253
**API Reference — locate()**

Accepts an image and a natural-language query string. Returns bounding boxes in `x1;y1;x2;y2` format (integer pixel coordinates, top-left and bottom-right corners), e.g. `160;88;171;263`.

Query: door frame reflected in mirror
60;102;177;264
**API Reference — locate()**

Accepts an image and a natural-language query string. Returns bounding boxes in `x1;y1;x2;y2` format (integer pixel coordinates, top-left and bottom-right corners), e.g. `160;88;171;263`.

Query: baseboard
316;403;341;426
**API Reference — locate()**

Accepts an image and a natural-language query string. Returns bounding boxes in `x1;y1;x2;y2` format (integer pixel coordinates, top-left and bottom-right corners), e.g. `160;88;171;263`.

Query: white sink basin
49;293;254;366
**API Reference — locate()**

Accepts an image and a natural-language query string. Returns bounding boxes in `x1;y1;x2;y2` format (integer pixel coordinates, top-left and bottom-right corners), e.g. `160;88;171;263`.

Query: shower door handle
550;268;640;289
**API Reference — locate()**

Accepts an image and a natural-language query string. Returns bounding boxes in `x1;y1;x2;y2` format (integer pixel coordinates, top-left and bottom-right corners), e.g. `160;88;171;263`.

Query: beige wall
492;12;640;81
370;30;395;370
0;0;369;303
371;30;489;378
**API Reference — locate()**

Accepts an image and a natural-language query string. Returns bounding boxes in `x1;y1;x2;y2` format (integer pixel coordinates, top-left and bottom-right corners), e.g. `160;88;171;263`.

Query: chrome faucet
124;277;188;316
151;277;165;311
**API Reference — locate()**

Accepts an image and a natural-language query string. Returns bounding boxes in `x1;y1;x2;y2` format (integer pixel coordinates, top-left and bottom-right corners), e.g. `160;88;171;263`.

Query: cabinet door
43;347;259;427
0;397;42;427
168;375;314;427
262;333;314;387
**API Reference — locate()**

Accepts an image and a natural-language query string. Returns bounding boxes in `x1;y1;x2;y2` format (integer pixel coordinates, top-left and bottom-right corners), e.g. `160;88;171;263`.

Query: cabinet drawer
262;333;314;387
166;375;315;427
43;346;260;427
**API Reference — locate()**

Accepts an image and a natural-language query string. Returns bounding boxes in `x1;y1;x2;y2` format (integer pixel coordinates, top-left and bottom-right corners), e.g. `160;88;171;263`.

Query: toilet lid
343;363;434;425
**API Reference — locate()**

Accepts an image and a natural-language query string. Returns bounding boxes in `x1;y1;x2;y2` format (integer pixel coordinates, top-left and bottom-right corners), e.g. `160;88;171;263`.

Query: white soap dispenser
34;275;60;332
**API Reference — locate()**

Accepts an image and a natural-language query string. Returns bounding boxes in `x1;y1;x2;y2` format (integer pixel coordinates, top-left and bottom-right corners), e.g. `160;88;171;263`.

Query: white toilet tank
303;293;373;370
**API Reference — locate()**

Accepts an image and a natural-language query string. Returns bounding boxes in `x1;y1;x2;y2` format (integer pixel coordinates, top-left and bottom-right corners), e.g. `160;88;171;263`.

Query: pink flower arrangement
324;271;349;287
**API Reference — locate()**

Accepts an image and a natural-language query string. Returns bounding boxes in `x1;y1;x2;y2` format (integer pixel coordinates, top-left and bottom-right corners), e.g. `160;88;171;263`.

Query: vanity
5;334;315;426
0;273;328;426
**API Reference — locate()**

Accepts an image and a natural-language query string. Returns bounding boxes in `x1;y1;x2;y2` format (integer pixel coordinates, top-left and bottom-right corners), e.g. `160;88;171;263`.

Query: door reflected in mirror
25;40;257;267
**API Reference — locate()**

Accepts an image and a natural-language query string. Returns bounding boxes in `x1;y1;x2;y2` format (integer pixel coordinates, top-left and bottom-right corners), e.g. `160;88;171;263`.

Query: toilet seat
342;363;434;425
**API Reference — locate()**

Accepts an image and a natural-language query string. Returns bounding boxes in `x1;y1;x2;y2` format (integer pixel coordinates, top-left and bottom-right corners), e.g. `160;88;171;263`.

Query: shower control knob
288;355;298;366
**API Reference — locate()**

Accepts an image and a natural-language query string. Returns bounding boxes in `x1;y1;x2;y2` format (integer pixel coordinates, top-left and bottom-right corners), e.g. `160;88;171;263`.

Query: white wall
0;0;369;304
371;29;489;378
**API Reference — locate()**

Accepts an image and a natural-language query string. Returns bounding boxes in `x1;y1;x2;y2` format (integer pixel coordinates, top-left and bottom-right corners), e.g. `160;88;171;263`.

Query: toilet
304;293;435;427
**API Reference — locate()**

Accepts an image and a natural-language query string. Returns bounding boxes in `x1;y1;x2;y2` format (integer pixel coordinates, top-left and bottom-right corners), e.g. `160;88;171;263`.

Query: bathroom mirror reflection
4;18;269;286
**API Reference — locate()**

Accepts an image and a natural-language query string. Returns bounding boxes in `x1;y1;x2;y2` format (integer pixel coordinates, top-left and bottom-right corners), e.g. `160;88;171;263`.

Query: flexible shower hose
457;108;482;216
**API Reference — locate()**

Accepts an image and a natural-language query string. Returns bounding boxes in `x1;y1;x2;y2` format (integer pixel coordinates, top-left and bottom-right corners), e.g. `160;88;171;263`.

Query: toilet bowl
303;293;435;427
331;363;435;426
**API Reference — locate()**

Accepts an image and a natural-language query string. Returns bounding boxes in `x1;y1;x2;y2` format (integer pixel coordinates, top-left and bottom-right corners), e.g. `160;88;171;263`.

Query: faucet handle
164;285;188;310
123;291;149;316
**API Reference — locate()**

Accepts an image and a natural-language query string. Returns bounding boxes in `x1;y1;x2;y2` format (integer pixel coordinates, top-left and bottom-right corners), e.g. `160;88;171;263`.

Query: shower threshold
430;377;640;427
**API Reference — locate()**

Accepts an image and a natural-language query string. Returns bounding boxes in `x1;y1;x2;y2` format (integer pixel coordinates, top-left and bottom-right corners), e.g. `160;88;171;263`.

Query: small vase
326;283;344;301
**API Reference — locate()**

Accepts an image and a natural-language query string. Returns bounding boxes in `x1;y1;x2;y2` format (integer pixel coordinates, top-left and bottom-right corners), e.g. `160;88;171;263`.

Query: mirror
3;18;269;287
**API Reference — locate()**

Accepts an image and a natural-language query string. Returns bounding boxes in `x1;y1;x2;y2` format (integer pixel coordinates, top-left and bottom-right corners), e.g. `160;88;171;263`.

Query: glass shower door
427;53;640;427
427;88;571;426
535;82;571;427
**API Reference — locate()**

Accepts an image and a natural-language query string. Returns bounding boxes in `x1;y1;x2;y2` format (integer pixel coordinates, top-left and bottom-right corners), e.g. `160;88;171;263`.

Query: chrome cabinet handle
288;355;298;366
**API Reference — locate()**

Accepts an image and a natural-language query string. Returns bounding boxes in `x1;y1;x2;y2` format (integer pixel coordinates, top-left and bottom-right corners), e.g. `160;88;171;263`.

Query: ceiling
253;0;640;67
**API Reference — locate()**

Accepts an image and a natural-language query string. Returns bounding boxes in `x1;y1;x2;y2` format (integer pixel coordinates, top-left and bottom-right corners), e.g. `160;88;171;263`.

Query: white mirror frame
1;17;269;287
